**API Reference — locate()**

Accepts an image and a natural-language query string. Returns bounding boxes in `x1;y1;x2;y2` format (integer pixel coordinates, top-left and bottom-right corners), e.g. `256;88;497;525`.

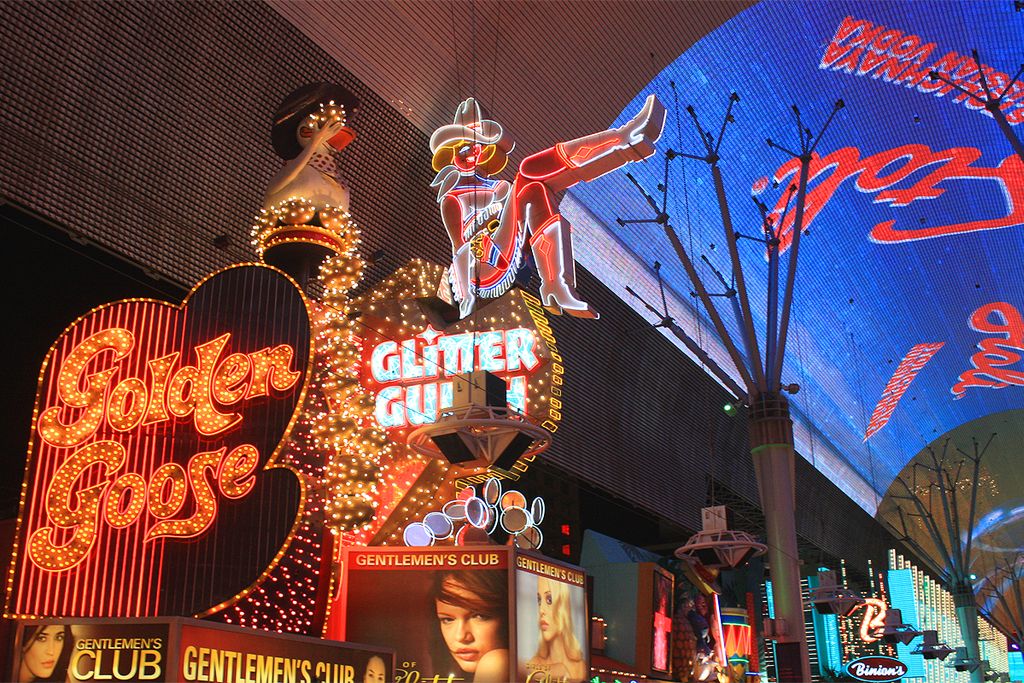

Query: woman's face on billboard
21;625;65;681
435;578;503;672
363;655;386;683
537;577;559;643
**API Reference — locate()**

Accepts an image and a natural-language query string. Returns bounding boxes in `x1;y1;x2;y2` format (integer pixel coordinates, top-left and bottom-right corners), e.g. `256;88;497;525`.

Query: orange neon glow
28;440;125;572
566;137;621;167
850;597;888;643
37;328;134;447
28;440;270;570
7;263;313;621
37;330;300;448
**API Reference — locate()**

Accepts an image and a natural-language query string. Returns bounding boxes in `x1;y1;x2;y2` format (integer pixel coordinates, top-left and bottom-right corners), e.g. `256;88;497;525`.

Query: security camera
912;631;955;661
810;571;863;616
879;609;921;645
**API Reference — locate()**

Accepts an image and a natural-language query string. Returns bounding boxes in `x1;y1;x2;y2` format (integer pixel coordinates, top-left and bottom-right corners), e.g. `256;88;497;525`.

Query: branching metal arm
938;467;966;577
929;50;1024;163
683;95;767;393
881;503;949;581
892;474;956;576
979;558;1024;649
959;433;995;564
769;99;844;387
663;222;757;394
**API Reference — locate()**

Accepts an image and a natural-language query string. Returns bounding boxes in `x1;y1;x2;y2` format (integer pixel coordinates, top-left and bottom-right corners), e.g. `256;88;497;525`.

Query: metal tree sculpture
879;435;996;683
929;50;1024;163
978;557;1024;654
619;86;844;682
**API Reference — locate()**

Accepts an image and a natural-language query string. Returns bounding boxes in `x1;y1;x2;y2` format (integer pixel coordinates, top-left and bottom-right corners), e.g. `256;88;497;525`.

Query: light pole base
749;394;811;683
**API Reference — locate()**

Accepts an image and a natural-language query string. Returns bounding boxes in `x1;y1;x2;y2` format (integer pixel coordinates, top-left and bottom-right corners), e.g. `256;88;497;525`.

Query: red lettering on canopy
758;145;1024;250
952;301;1024;398
864;342;944;441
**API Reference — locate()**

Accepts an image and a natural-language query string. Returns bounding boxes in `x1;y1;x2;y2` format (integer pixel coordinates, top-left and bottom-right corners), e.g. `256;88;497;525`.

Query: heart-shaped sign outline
5;263;314;619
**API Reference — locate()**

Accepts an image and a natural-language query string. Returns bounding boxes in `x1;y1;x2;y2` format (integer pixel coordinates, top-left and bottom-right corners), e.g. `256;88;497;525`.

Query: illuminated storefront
887;550;1011;683
800;553;1016;682
2;2;1023;682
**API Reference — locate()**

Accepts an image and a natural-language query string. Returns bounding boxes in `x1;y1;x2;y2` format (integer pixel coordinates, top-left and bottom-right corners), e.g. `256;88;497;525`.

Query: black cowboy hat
271;83;360;159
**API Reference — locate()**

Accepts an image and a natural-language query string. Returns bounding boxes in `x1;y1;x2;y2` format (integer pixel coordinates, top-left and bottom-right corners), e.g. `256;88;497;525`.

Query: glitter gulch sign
6;264;312;618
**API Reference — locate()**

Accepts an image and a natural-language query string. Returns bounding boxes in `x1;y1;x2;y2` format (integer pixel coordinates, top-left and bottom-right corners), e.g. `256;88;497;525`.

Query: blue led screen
568;0;1024;512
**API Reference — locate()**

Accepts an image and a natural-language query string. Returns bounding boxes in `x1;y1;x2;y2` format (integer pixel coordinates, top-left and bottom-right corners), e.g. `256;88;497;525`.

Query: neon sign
28;329;301;571
325;261;565;561
850;598;889;644
6;264;312;618
357;277;563;448
845;656;909;682
367;326;539;428
37;331;299;446
865;343;944;440
431;96;665;319
953;300;1024;398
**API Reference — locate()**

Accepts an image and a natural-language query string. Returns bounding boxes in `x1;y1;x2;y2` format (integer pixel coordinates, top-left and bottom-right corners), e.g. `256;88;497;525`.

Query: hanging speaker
452;370;507;411
429;432;477;464
492;431;534;471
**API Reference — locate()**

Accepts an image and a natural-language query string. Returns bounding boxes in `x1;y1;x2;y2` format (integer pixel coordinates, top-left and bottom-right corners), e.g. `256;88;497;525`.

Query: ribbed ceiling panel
269;0;751;157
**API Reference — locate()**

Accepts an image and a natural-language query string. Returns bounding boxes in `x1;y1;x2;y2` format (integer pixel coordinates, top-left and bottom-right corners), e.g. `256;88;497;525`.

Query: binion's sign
6;265;312;618
845;656;909;682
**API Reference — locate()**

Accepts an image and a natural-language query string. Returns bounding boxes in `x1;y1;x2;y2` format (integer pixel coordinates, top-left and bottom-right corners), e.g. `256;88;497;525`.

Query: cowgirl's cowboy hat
271;83;360;160
430;98;509;154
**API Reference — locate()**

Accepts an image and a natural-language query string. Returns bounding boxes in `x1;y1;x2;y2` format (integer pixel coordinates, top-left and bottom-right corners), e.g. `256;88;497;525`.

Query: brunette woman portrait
19;624;71;683
430;569;509;683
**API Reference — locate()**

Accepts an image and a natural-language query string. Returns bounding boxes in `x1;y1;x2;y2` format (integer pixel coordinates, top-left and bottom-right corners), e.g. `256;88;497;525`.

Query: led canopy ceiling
567;0;1024;512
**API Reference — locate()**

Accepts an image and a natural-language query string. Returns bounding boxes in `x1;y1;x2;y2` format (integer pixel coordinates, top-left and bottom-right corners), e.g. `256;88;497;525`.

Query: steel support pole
954;583;985;683
749;394;810;683
711;163;767;392
664;224;757;394
989;103;1024;163
771;155;811;385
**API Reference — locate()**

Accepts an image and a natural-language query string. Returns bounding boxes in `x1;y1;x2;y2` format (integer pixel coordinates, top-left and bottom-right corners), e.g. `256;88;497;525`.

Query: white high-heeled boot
451;244;478;319
530;217;599;319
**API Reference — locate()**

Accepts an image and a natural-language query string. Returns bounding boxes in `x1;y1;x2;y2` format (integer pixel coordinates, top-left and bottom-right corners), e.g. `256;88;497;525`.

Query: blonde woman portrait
519;575;587;683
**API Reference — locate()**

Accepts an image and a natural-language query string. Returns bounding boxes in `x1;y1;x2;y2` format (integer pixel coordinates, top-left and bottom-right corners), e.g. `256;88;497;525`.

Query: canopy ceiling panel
568;0;1024;512
269;0;751;161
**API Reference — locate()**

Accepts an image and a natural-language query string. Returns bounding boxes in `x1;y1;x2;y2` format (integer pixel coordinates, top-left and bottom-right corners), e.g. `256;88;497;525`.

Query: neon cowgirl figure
431;95;666;319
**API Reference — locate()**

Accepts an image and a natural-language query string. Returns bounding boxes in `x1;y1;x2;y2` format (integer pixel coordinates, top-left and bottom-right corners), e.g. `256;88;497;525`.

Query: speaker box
491;430;534;471
429;432;477;465
452;370;507;411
